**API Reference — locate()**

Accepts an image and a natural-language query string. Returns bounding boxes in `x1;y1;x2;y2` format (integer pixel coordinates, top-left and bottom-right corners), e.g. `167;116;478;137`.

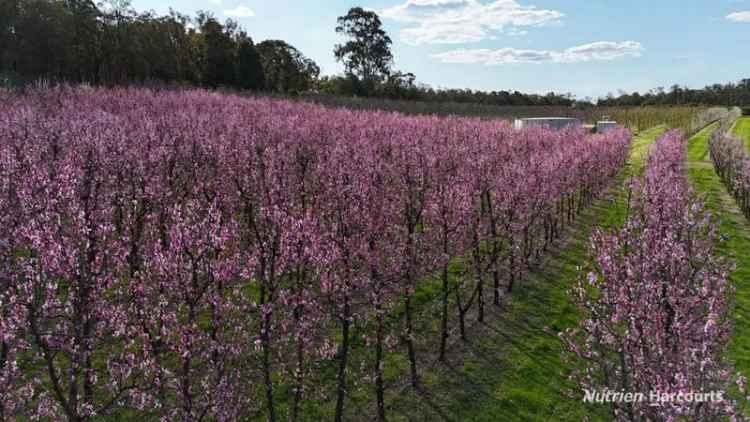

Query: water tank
514;117;581;131
596;121;618;133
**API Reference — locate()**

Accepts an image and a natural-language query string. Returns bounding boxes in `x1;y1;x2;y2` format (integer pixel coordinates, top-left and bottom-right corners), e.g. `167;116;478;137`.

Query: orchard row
711;121;750;220
565;130;746;421
0;87;630;421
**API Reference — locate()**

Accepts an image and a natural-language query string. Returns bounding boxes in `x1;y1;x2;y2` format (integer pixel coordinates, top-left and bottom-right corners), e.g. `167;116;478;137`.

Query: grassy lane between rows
686;122;750;380
385;126;666;421
733;117;750;150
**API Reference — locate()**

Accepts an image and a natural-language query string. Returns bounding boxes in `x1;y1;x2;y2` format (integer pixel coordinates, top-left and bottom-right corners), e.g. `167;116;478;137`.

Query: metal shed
513;117;582;131
596;121;618;133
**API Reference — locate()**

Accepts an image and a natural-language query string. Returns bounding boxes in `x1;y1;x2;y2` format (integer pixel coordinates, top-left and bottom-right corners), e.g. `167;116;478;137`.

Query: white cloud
380;0;563;45
559;41;644;63
224;5;255;18
432;41;644;65
727;11;750;22
209;0;221;5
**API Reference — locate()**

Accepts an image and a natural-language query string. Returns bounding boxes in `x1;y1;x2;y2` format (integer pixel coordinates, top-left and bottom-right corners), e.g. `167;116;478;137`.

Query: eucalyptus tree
334;7;393;94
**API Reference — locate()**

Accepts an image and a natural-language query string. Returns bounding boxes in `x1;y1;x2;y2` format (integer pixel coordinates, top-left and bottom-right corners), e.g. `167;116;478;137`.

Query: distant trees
315;75;579;107
237;37;265;90
3;1;584;105
0;0;17;73
4;0;70;80
599;80;750;107
0;0;315;94
97;4;202;85
257;40;320;93
327;8;580;105
198;13;239;87
3;1;604;106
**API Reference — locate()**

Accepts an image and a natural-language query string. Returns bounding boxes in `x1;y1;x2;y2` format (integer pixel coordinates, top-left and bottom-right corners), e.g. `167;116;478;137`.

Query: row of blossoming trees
710;119;750;219
564;130;747;421
0;87;631;421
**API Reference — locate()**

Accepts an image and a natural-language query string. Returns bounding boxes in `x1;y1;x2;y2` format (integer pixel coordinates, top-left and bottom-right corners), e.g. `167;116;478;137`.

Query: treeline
4;2;748;109
318;74;578;106
294;93;592;120
1;1;579;107
599;80;750;107
0;0;318;93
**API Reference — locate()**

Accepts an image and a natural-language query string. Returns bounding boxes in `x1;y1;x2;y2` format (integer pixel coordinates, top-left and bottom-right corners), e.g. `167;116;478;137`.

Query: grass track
385;127;665;421
686;122;750;379
733;117;750;149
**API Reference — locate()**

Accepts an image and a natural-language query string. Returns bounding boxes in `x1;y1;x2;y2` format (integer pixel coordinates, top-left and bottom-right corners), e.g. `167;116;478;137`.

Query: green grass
383;127;665;421
686;123;716;162
733;117;750;149
686;122;750;379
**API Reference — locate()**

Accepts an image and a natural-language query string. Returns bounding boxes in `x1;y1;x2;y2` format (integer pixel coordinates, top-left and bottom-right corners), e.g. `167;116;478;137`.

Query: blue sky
128;0;750;100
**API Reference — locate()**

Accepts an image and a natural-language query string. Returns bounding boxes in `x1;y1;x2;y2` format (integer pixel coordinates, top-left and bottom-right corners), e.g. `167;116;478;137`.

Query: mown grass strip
733;117;750;150
686;123;750;378
385;127;665;422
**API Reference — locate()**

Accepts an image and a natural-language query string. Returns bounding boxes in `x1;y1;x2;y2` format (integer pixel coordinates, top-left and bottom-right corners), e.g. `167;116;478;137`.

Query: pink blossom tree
563;131;745;421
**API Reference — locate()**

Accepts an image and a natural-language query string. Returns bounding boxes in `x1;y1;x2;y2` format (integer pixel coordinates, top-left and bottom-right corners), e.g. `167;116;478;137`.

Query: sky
128;0;750;100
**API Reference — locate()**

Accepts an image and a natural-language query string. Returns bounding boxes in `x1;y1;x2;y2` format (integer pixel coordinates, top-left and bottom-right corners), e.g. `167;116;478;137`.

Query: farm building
514;117;581;130
596;121;618;133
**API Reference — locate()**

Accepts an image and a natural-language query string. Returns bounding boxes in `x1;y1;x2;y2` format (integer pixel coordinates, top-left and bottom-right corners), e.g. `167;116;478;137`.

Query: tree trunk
375;308;387;422
486;195;501;306
292;268;307;422
475;248;484;323
292;323;304;422
454;283;477;342
181;353;193;418
471;227;484;323
492;257;501;307
404;294;420;391
334;302;351;422
0;341;6;421
261;309;276;422
439;265;449;362
458;306;467;341
507;235;515;294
